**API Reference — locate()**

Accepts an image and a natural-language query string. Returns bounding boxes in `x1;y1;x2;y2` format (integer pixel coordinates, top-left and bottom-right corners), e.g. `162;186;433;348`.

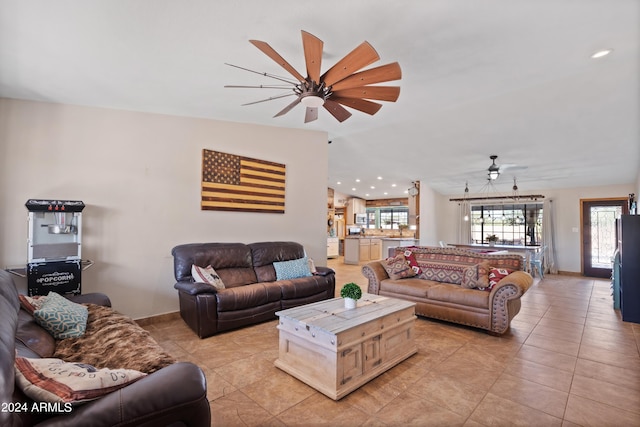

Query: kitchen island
344;237;382;264
344;237;418;264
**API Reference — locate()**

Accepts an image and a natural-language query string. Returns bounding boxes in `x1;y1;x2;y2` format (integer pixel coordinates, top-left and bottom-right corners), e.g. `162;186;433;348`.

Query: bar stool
530;246;546;278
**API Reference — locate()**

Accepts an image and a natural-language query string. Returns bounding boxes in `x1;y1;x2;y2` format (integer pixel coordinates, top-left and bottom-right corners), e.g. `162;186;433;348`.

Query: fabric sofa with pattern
362;246;533;334
172;241;336;338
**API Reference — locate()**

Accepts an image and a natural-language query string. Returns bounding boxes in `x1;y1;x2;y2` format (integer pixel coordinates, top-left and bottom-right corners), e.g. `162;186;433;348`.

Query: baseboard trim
557;270;583;277
135;311;181;326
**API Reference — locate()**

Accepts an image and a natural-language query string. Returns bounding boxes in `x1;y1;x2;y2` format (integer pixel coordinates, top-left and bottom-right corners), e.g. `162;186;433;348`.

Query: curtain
542;198;558;274
458;201;472;244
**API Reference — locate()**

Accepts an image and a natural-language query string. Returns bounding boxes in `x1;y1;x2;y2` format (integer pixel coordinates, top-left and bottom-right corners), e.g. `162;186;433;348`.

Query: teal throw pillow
273;257;312;280
33;292;88;339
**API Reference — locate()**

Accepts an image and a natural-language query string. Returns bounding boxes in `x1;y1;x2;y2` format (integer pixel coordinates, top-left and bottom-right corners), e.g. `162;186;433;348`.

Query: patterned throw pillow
485;267;514;291
15;357;146;405
402;249;423;275
382;254;417;280
461;261;491;289
33;292;88;339
191;264;225;290
273;257;312;280
18;294;48;314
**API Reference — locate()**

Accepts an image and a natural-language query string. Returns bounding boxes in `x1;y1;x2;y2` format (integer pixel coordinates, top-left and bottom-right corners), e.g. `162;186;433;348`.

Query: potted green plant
340;282;362;309
486;234;499;246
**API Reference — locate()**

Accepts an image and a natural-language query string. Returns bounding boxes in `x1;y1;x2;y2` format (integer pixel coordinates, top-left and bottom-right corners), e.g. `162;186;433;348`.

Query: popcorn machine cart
25;199;88;296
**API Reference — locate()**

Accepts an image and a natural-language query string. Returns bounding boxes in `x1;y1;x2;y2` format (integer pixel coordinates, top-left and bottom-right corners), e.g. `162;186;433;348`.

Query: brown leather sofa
0;269;210;427
362;246;533;334
172;241;336;338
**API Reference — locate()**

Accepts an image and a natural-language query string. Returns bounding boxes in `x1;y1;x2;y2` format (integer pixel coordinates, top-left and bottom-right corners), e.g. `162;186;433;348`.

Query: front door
581;199;627;278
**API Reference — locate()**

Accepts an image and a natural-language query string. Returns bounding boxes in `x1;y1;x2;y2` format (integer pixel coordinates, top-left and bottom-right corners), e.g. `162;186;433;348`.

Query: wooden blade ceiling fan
225;30;402;123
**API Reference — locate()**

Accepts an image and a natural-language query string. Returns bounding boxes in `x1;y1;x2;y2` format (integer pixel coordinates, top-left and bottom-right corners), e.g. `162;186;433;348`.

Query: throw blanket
54;304;175;374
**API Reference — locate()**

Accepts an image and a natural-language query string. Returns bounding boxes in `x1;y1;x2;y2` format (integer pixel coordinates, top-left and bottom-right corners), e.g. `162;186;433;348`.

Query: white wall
0;98;329;319
432;183;635;273
417;185;440;247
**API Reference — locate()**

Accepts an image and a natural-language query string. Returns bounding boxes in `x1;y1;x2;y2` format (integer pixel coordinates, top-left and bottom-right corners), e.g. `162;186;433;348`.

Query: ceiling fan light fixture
488;155;500;180
300;94;325;108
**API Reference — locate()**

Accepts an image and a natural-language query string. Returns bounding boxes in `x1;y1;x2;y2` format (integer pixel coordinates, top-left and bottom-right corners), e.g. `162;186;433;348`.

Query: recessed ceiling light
352;187;356;191
384;192;388;195
403;190;408;194
365;193;370;197
591;49;613;59
391;184;397;187
370;186;375;189
377;176;383;180
355;179;360;183
337;181;341;185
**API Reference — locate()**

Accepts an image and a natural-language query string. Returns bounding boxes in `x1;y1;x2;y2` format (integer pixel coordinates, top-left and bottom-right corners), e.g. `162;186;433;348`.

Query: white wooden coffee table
275;294;417;400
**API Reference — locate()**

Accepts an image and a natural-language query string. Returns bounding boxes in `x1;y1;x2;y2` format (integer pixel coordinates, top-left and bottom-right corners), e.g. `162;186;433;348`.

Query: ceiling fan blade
323;99;352;122
249;39;306;83
304;107;319;123
301;31;323;84
225;85;294;89
242;93;297;106
273;98;301;117
321;41;380;87
331;86;400;102
331;96;382;115
329;62;402;91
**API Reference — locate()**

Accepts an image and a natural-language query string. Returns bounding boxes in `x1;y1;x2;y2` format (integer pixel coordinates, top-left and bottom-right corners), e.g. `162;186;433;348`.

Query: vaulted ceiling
1;1;638;199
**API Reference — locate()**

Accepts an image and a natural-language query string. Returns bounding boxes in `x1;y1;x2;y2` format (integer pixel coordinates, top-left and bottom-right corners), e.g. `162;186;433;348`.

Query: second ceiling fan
226;30;402;123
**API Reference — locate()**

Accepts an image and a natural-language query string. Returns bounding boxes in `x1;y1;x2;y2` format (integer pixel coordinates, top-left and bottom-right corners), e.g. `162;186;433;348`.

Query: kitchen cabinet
346;198;366;225
345;238;382;264
344;238;360;264
327;237;339;258
370;239;382;260
359;239;370;262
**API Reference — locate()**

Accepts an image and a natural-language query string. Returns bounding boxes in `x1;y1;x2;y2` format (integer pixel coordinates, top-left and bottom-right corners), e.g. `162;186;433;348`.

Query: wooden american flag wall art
201;149;286;213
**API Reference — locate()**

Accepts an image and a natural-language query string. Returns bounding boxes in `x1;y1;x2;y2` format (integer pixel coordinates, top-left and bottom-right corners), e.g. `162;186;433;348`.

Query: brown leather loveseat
362;246;533;334
0;269;210;427
172;241;336;338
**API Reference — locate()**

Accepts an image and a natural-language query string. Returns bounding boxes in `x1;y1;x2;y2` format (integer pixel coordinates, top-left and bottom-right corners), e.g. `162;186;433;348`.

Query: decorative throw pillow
402;249;423;275
18;294;48;315
485;267;514;291
15;357;146;405
308;257;317;274
273;257;312;280
33;292;88;339
382;254;417;280
461;261;491;289
191;264;225;290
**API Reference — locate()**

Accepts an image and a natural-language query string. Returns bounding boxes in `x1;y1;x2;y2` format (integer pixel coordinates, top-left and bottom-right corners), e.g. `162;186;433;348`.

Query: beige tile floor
143;258;640;426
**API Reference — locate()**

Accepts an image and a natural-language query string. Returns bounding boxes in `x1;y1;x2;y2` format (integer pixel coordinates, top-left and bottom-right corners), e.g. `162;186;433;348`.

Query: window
470;203;543;246
365;207;409;229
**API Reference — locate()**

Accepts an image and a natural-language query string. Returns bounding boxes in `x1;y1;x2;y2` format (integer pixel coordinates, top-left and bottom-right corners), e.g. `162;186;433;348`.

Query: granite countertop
345;236;417;240
380;237;417;240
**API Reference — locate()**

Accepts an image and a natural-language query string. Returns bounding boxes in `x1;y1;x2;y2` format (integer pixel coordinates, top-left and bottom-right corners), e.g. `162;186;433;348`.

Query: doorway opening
581;198;628;278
